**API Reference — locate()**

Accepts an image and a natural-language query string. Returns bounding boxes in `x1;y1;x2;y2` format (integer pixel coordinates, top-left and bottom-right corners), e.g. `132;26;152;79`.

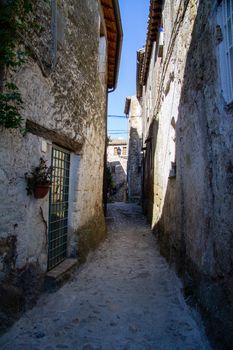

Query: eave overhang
136;48;145;99
101;0;123;91
109;139;127;145
138;0;163;89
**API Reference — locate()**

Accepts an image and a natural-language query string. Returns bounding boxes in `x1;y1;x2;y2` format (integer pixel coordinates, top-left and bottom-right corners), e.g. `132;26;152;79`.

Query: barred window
122;147;127;155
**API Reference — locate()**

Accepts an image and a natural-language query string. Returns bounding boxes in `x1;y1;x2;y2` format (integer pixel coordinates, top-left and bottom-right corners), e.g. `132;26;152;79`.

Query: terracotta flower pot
33;183;51;199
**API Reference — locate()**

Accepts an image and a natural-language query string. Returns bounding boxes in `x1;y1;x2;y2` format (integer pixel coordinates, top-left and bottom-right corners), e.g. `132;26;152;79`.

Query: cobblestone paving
0;203;212;350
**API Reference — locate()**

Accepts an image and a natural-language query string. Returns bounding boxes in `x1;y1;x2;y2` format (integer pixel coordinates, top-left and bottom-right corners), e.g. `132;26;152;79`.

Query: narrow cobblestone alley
0;203;211;350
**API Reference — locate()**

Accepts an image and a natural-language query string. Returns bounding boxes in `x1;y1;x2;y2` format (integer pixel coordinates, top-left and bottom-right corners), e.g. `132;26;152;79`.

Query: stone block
45;258;78;290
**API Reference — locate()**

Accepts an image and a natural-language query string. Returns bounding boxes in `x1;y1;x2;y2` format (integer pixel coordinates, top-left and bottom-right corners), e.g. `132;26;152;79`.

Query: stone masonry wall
127;96;142;202
0;0;107;327
142;1;233;348
107;142;127;202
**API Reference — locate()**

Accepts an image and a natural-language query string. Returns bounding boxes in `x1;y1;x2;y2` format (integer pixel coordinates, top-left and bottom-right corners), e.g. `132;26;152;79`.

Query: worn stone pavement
0;203;212;350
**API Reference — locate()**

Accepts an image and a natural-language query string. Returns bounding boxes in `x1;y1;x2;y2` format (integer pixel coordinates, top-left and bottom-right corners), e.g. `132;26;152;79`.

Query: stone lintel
26;120;83;153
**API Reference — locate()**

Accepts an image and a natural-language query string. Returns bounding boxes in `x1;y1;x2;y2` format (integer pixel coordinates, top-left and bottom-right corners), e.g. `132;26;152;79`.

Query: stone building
137;0;233;348
107;139;127;202
124;96;142;203
0;0;122;324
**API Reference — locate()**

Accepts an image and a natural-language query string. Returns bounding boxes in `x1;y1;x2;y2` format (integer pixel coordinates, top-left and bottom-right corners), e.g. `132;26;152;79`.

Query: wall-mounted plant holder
25;158;52;198
33;183;51;199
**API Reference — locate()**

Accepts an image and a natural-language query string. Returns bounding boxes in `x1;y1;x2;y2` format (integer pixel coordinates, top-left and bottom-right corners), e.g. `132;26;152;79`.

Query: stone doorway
48;146;71;271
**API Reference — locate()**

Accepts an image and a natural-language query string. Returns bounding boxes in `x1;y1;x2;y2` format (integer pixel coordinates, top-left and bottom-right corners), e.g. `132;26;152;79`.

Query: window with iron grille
217;0;233;103
48;146;70;270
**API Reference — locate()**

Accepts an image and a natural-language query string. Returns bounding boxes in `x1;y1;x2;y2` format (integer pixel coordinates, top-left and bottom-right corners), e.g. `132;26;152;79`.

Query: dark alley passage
0;203;211;350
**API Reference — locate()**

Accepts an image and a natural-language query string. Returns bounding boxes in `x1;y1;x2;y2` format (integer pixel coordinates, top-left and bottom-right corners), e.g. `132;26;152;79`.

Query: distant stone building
0;0;122;324
137;0;233;348
124;96;142;203
107;139;127;202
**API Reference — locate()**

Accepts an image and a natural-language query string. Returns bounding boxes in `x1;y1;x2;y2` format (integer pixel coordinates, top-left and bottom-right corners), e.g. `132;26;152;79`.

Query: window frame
217;0;233;103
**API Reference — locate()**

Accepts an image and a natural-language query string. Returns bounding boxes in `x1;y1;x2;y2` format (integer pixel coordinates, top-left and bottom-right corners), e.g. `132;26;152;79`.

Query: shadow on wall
147;2;233;349
142;119;159;222
107;161;127;202
127;126;142;203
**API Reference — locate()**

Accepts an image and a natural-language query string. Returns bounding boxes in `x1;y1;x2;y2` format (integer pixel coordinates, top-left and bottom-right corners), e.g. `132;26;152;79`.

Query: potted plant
25;158;52;198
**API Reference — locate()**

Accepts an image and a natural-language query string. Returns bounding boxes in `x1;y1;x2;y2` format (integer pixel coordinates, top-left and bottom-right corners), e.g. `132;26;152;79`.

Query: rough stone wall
127;96;142;202
0;0;107;325
142;0;233;348
142;35;163;219
107;142;127;202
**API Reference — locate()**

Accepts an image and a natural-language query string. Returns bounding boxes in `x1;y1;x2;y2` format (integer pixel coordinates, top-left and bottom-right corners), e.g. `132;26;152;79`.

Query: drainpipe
111;0;123;92
103;0;123;215
103;87;115;216
103;87;108;217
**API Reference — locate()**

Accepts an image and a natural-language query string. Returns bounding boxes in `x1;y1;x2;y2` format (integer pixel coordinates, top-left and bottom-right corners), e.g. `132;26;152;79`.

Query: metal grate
48;146;70;270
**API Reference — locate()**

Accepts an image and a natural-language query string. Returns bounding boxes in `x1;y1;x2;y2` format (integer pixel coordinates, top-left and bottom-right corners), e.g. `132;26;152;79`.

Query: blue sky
107;0;149;139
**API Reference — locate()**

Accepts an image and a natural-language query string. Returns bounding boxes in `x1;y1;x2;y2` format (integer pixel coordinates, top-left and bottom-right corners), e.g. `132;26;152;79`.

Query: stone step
44;258;78;291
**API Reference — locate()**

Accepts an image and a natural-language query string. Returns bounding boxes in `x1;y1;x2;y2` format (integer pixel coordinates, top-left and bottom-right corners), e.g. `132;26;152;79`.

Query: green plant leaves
25;158;52;195
0;0;34;130
0;81;23;128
